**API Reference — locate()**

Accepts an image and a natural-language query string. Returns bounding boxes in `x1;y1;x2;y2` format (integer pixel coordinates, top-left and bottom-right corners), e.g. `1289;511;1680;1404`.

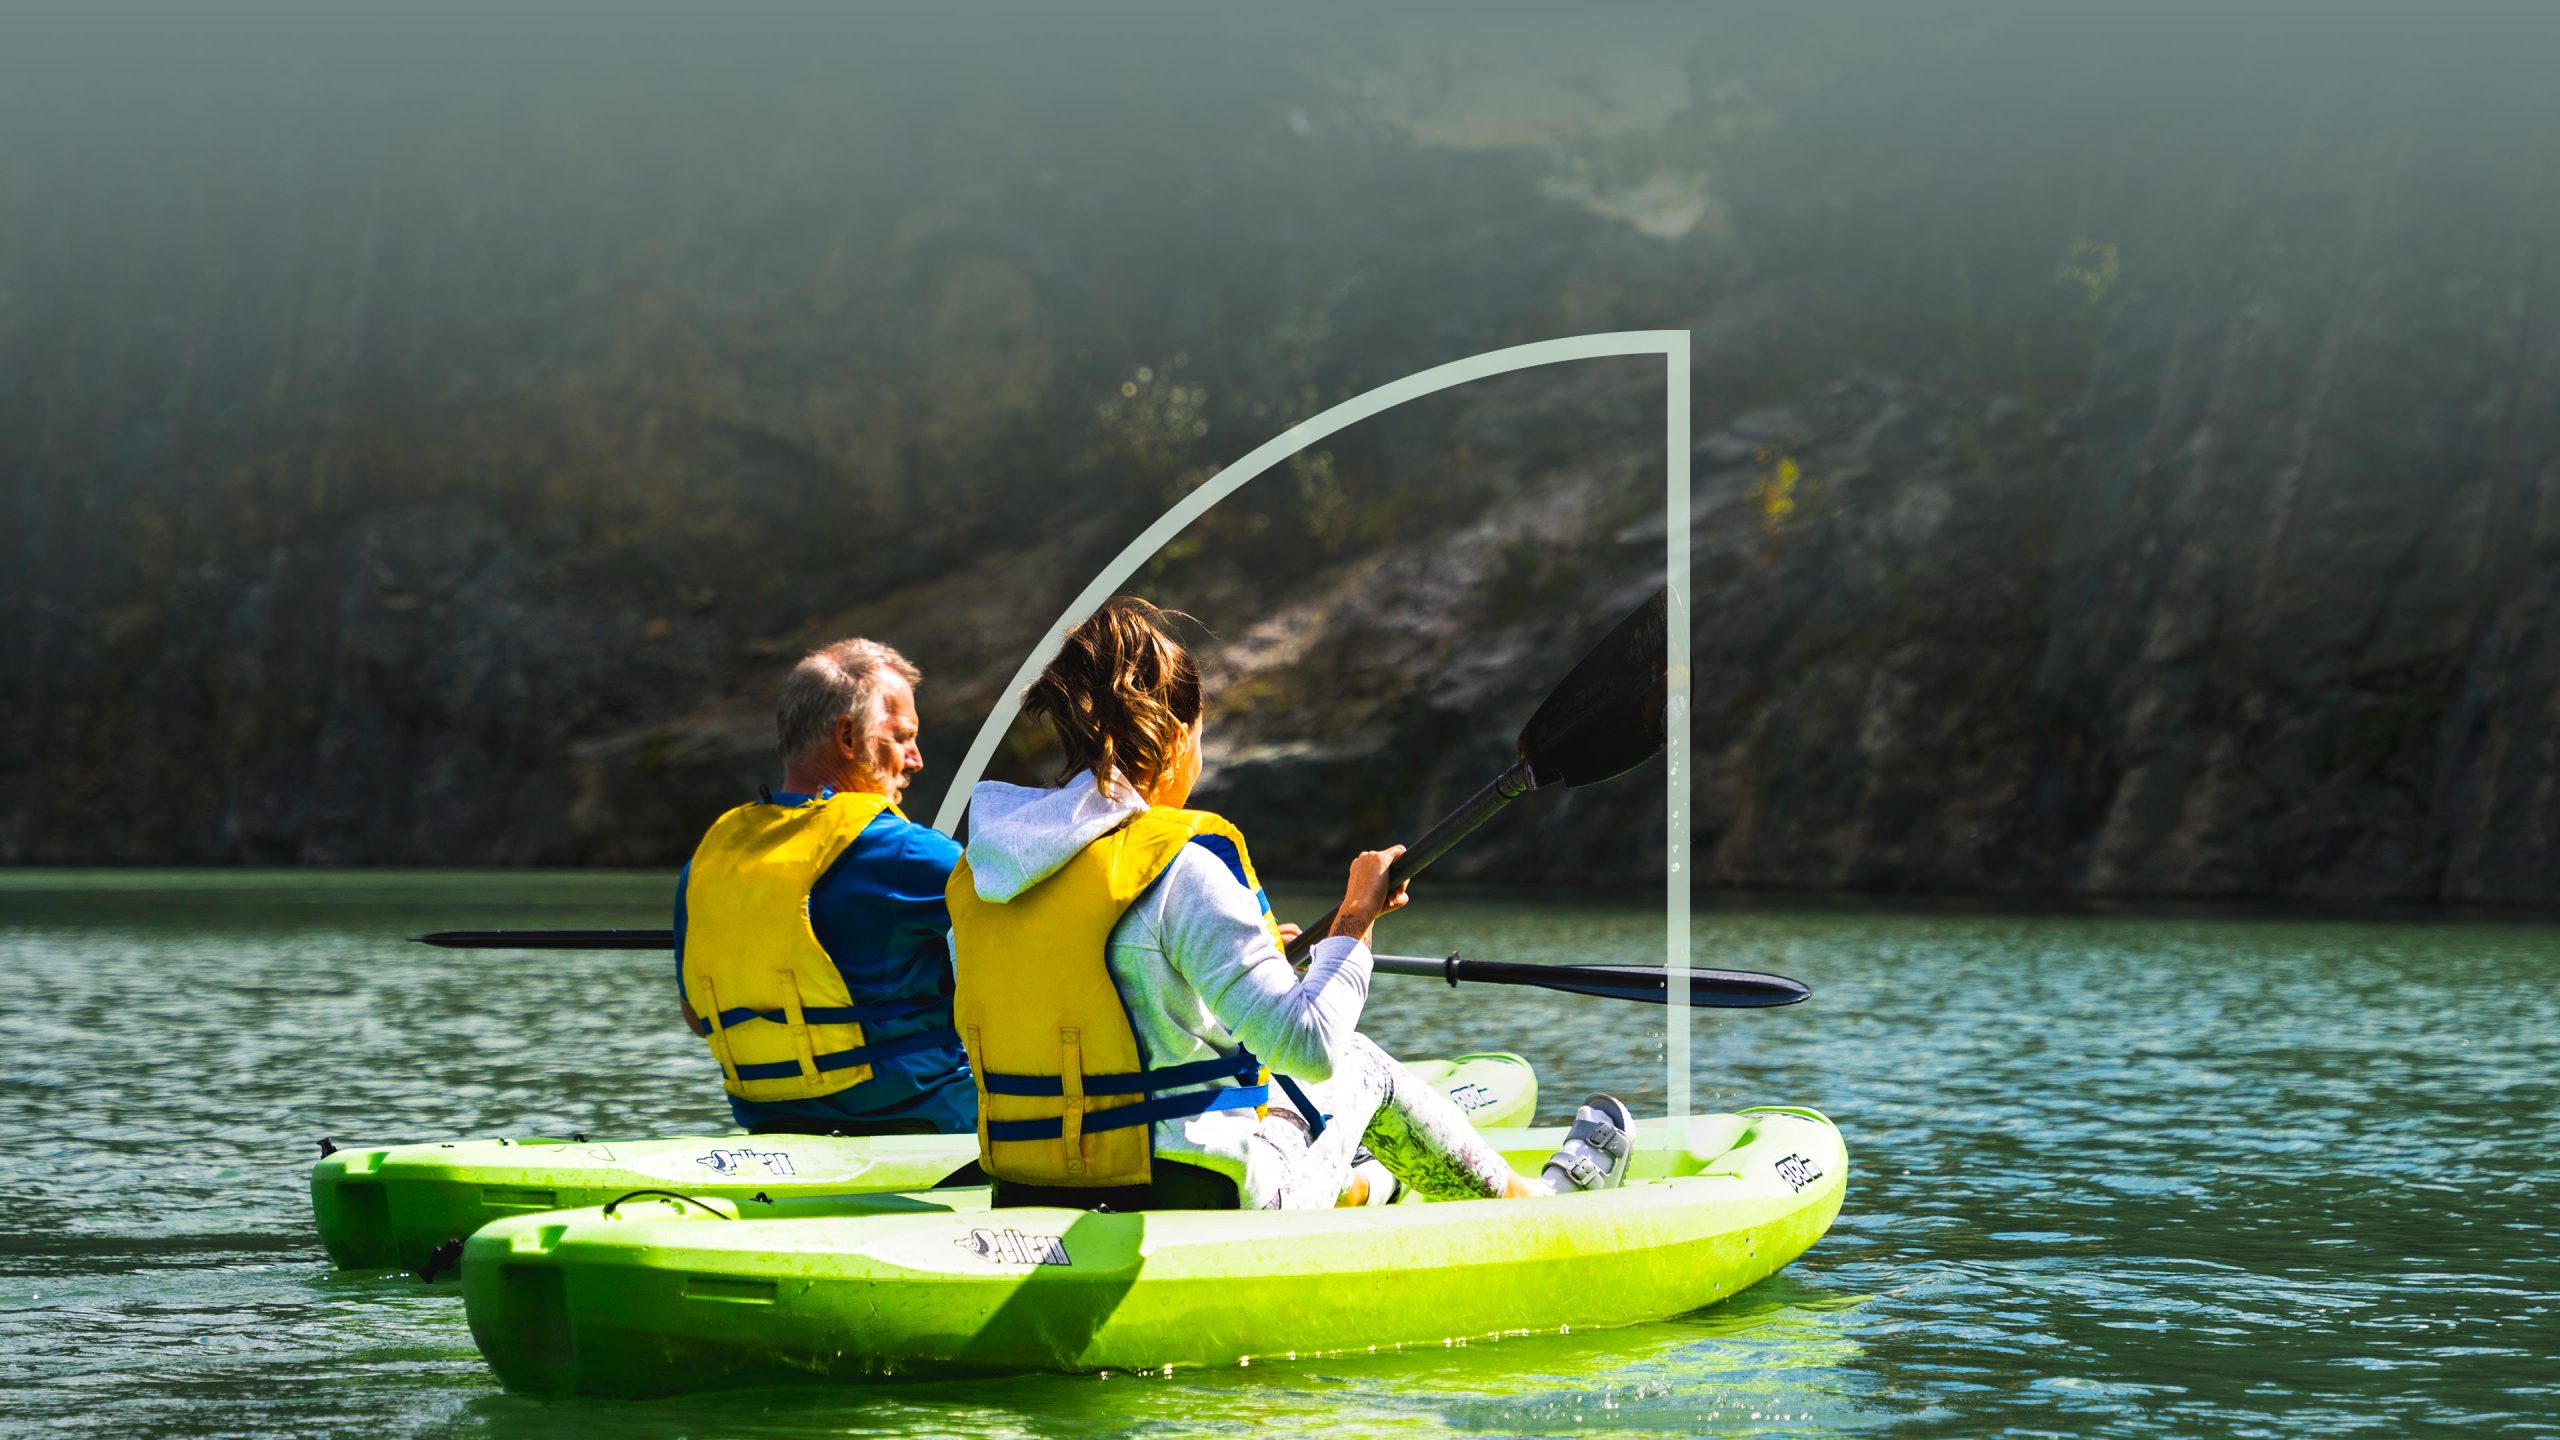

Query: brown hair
1022;597;1203;795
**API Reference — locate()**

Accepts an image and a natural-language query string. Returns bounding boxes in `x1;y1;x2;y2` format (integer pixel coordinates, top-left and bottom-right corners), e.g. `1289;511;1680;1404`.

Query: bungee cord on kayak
597;1190;738;1220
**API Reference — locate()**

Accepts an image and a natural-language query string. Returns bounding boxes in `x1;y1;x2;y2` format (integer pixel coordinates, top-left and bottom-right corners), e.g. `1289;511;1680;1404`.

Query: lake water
2;871;2553;1437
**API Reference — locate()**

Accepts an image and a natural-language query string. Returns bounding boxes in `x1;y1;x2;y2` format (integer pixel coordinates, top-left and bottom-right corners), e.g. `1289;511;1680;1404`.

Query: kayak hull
462;1107;1845;1395
312;1053;1537;1271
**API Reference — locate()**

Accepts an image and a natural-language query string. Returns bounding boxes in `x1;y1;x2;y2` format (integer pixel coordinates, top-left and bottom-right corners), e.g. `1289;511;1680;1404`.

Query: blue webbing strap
984;1081;1269;1142
1186;833;1273;917
1270;1072;1327;1144
690;994;944;1037
728;1025;962;1082
978;1050;1261;1098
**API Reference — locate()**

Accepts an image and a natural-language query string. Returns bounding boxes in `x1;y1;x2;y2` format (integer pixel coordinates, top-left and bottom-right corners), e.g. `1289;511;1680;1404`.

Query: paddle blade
1517;588;1667;787
1462;957;1809;1009
1527;964;1810;1009
412;929;675;950
1370;952;1810;1008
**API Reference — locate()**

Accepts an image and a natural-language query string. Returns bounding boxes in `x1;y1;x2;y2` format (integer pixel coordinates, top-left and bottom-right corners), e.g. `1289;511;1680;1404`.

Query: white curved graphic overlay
936;331;1694;1122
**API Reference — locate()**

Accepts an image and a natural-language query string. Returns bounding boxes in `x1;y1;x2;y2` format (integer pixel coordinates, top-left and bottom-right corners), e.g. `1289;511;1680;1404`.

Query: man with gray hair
671;639;974;1136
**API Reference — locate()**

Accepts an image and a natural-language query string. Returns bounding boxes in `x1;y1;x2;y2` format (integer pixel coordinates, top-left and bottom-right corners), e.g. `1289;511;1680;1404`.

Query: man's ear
836;712;864;756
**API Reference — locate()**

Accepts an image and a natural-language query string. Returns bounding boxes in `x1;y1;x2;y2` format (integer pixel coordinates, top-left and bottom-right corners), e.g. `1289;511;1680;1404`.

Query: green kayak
312;1052;1537;1272
463;1106;1845;1395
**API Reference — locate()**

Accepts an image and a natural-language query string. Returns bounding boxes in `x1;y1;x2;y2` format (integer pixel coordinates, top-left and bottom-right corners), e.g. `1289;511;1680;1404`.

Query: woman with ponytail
947;597;1637;1211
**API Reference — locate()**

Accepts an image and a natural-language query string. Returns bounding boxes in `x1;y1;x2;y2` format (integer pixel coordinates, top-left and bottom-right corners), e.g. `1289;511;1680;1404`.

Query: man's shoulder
878;808;961;859
846;807;961;879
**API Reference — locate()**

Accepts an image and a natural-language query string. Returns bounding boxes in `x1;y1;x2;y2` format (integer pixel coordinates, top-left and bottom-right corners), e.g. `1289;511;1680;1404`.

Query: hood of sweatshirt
960;770;1147;903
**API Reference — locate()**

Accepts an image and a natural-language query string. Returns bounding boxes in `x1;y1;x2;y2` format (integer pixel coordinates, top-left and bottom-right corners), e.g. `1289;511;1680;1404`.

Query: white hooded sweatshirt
959;770;1374;1188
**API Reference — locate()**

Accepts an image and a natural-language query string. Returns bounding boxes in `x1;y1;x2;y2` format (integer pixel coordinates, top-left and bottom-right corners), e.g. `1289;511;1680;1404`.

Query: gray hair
776;638;920;766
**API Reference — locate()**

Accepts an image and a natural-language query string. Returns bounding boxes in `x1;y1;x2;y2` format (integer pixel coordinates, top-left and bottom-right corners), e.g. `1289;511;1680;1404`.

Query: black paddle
1283;587;1669;965
414;928;673;949
407;930;1804;1009
1369;952;1806;1008
409;587;1809;1011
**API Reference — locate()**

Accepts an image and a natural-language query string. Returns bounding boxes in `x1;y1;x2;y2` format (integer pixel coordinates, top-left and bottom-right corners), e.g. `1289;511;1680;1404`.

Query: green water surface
1;871;2552;1437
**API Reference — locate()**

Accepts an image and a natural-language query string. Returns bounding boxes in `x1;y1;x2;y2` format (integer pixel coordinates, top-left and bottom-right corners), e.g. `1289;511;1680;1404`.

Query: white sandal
1542;1094;1637;1193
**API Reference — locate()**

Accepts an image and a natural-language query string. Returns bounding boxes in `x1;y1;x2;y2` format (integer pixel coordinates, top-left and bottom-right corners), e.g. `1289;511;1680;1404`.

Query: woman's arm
1152;847;1371;1080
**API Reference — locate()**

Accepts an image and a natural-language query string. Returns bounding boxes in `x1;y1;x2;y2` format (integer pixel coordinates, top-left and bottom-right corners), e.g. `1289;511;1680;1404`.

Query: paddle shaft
1280;758;1537;965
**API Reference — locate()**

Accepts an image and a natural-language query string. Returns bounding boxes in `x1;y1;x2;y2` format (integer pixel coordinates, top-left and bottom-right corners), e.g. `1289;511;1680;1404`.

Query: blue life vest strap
1271;1071;1327;1143
976;1048;1268;1140
984;1080;1270;1142
978;1049;1261;1098
688;994;946;1037
726;1024;961;1083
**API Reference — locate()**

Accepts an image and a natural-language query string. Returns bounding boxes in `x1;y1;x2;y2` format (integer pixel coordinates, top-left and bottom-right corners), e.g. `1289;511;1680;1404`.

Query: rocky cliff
5;6;2557;900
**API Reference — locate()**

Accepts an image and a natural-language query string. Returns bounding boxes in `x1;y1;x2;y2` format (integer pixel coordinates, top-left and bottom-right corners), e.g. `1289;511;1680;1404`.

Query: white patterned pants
1243;1033;1517;1210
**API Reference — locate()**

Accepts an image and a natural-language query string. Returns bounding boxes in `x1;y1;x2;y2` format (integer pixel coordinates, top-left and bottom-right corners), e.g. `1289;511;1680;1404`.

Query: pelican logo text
695;1147;796;1177
959;1228;1072;1267
1774;1154;1824;1192
1447;1083;1496;1113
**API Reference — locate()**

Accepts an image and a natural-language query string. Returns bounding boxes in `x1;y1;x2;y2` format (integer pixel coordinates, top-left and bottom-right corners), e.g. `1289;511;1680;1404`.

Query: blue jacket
675;794;974;1133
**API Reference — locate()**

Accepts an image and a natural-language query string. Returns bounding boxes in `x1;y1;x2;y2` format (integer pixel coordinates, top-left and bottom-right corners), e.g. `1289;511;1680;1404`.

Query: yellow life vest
681;790;955;1103
948;805;1280;1188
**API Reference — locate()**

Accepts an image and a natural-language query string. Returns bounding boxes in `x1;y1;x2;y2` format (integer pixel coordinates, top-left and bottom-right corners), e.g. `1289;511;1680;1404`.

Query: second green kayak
313;1052;1537;1271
